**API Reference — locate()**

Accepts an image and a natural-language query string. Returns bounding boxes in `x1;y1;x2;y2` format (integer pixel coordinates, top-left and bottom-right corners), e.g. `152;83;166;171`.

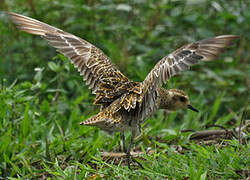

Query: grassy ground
0;0;249;179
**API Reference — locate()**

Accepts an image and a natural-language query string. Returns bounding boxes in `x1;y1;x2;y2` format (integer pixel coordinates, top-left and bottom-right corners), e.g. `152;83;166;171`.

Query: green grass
0;0;249;179
0;74;249;179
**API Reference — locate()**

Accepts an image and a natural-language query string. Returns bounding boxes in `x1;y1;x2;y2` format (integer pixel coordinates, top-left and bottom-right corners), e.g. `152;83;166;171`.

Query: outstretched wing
8;12;134;106
142;35;238;93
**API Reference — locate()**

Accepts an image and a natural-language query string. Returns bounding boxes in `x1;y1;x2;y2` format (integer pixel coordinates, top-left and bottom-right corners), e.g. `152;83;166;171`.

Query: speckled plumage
8;12;238;168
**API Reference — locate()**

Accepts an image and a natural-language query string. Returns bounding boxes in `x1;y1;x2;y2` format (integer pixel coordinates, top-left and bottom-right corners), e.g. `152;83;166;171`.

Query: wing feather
8;12;134;106
142;35;238;93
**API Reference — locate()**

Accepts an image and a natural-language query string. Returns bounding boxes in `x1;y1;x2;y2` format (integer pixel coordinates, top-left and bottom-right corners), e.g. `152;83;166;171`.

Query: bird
7;12;238;168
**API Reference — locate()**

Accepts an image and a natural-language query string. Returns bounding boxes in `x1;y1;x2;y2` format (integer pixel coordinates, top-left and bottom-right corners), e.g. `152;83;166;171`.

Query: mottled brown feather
7;12;135;107
141;35;238;98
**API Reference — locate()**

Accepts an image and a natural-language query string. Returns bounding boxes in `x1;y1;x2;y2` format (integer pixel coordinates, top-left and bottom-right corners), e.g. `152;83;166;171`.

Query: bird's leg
126;132;133;169
121;132;127;153
126;131;144;169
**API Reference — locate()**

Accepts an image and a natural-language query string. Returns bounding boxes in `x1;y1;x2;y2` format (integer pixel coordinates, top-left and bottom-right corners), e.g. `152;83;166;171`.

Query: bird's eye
179;96;186;102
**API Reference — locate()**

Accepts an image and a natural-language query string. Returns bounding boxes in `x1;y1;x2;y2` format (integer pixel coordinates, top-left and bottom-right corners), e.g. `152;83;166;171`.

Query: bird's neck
157;88;173;109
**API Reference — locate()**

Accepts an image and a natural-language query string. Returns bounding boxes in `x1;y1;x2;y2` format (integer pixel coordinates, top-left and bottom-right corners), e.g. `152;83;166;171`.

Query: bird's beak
187;104;199;112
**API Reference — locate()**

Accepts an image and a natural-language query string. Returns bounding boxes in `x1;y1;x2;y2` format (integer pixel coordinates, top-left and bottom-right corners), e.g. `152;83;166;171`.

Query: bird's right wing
129;35;238;116
142;35;238;94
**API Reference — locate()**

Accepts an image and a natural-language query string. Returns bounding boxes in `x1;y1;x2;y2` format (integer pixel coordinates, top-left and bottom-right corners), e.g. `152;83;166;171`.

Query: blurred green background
0;0;249;179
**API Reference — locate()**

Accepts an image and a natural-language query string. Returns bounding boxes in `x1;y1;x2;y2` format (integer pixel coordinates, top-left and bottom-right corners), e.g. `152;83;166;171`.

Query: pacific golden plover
8;12;238;168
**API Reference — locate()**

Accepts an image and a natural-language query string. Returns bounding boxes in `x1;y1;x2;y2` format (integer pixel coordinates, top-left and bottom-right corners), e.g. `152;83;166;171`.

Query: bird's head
159;88;198;112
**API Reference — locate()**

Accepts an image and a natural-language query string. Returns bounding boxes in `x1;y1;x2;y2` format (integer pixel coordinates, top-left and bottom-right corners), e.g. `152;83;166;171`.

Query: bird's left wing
7;12;134;107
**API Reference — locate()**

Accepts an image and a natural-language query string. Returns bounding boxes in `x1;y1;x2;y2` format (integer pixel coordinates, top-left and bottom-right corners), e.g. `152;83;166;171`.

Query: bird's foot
126;151;144;169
